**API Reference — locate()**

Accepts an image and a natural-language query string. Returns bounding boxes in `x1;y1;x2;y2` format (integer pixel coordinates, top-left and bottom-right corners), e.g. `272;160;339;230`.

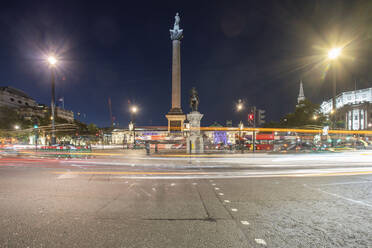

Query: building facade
320;87;372;130
0;86;37;108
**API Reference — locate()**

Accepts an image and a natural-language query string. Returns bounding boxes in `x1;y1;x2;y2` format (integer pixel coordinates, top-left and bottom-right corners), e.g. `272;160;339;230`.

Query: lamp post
130;106;138;149
236;99;244;152
47;56;57;145
184;121;190;154
239;121;244;153
327;47;342;129
129;121;134;149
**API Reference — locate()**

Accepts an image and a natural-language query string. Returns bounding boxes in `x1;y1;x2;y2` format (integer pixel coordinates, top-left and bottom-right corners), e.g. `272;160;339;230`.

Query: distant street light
130;105;138;149
131;106;138;114
238;121;244;153
14;125;20;130
47;55;58;145
236;99;243;111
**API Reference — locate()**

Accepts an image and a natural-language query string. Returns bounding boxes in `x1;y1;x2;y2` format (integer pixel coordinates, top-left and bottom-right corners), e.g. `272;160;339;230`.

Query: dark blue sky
1;0;372;127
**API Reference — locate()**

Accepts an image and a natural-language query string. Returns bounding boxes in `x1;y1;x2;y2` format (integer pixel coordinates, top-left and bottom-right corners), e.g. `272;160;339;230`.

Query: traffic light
33;124;38;129
248;113;254;121
258;109;266;126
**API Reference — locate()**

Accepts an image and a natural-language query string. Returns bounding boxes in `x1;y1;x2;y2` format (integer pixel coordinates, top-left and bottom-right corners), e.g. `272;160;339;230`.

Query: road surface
0;151;371;247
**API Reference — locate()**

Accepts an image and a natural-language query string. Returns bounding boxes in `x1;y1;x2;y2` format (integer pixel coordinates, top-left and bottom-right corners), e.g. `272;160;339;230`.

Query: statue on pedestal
170;13;183;40
189;87;199;112
186;87;204;154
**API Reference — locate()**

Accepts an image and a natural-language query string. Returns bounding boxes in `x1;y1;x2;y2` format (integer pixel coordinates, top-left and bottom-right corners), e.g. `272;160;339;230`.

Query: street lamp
328;47;341;60
130;105;138;148
47;55;58;145
184;121;191;153
238;121;244;153
14;125;20;130
236;99;243;111
327;47;342;129
131;106;138;114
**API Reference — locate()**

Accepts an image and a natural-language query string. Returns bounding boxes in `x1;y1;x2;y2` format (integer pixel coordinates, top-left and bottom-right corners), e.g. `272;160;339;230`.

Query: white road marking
319;181;372;186
152;187;156;191
240;221;250;225
218;193;224;196
231;208;238;212
170;183;176;186
304;184;372;208
212;183;216;186
57;173;76;179
192;182;197;185
224;200;230;203
255;239;267;246
215;187;220;190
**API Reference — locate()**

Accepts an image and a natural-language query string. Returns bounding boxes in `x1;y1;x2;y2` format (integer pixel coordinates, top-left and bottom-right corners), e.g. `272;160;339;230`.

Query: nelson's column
166;13;186;132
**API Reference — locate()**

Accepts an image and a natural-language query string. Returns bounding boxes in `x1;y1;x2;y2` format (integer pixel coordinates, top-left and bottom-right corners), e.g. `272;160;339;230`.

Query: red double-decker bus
245;132;275;151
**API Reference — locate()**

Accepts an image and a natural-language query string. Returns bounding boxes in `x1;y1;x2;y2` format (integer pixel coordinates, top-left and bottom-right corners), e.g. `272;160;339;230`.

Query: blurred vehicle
0;144;20;156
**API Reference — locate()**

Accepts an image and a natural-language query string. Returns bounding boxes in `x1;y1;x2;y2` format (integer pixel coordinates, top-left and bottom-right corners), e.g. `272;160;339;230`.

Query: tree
264;99;327;128
87;123;99;135
0;106;31;129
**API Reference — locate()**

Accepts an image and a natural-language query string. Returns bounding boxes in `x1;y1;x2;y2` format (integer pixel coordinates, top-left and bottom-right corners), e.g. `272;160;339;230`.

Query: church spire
297;80;305;104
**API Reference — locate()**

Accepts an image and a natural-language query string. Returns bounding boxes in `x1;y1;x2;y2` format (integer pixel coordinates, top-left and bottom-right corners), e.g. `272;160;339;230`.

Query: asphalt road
0;151;371;247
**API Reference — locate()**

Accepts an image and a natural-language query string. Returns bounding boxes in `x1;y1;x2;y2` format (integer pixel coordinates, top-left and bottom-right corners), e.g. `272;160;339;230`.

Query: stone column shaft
172;40;181;109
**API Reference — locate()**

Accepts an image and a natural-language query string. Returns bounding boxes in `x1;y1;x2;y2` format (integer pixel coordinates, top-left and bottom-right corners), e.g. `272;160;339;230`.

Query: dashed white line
240;221;250;225
218;193;224;196
170;183;176;186
212;183;216;186
304;184;372;208
224;200;230;203
214;187;220;190
192;182;198;185
231;208;238;212
255;239;267;246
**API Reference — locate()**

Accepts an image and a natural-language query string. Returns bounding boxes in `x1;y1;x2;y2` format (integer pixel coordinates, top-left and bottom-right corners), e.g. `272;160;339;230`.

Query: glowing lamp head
237;103;243;111
131;106;138;113
328;47;341;60
47;56;57;66
14;125;19;130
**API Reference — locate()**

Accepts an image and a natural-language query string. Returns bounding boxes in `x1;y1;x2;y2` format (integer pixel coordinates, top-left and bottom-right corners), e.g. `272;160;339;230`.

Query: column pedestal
186;111;204;154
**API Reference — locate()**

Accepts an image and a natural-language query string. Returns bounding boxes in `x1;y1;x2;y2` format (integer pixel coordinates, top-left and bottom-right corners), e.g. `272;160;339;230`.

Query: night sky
1;0;372;127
